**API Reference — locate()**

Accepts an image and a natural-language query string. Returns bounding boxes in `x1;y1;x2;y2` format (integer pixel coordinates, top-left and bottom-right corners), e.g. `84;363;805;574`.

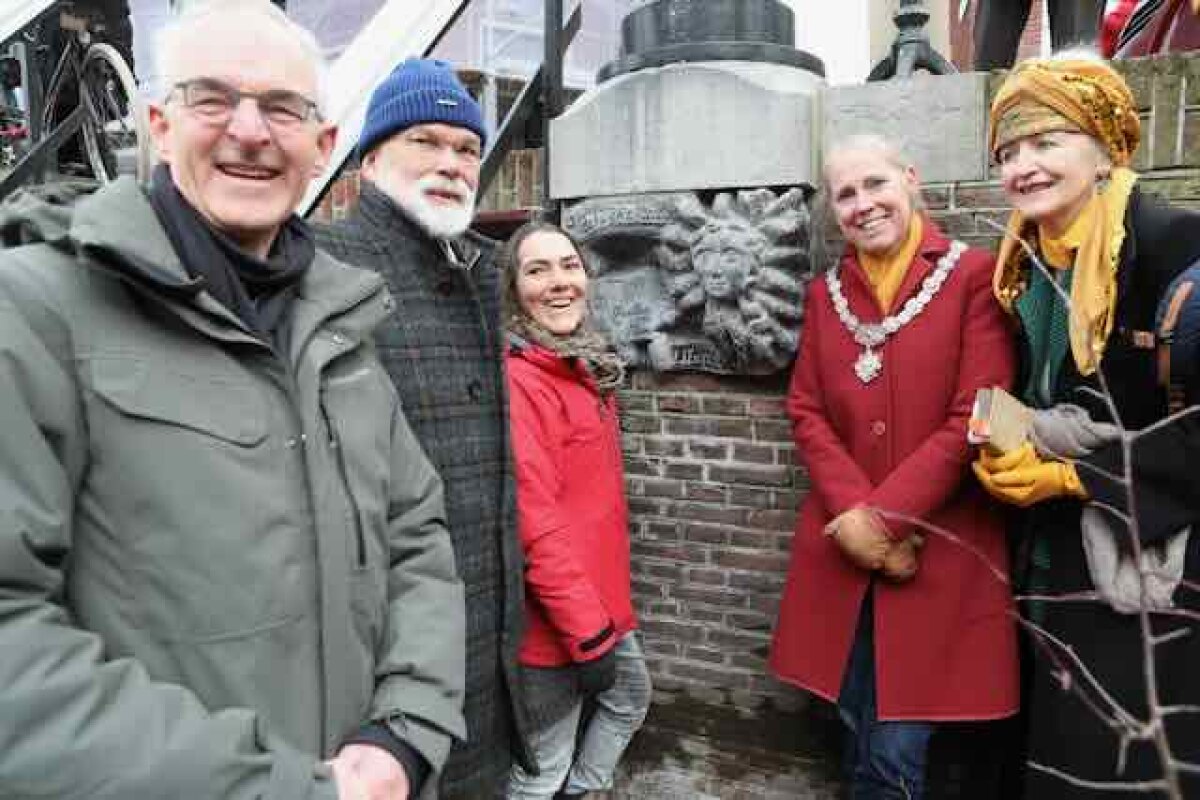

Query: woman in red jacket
500;221;651;800
769;135;1020;799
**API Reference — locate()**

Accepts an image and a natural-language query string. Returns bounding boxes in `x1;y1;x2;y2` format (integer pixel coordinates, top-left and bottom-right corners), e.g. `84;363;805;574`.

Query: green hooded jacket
0;178;465;799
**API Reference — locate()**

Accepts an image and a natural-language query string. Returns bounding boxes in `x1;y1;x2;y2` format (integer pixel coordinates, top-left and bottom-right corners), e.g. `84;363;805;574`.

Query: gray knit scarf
505;312;626;393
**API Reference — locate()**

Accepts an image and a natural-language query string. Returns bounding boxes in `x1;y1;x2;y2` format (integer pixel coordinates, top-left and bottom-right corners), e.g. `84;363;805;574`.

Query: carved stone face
692;227;760;300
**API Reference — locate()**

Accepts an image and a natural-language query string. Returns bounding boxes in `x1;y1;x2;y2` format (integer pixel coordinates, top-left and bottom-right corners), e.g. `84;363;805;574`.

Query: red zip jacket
506;339;636;667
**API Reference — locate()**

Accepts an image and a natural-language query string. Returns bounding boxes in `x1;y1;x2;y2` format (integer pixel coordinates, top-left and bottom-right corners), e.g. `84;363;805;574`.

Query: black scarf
147;163;314;345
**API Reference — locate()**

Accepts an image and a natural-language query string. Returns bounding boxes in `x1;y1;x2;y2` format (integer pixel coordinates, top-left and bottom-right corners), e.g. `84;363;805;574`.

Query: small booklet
968;387;1030;455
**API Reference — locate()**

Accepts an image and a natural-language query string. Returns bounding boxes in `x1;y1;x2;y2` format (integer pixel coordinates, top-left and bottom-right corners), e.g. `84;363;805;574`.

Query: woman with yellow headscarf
976;53;1200;798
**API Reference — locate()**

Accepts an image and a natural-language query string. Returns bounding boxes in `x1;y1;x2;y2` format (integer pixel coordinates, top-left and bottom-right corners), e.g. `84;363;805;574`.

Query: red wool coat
769;223;1020;721
507;341;637;668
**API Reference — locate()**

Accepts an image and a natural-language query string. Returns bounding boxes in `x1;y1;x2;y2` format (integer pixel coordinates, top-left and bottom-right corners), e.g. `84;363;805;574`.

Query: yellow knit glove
973;442;1087;507
976;441;1040;474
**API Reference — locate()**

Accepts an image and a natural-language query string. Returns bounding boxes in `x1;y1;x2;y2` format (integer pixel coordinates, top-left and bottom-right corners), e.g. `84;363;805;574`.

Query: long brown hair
499;221;625;392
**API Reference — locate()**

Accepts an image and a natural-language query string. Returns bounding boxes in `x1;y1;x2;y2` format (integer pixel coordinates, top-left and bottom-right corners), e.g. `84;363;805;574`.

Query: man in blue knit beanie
315;57;532;800
352;57;487;238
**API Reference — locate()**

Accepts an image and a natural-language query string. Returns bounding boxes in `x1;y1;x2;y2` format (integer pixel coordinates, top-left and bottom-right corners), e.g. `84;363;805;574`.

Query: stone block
733;443;775;464
701;397;750;416
710;464;793;487
754;418;793;442
672;503;750;526
1183;57;1200;105
644;437;687;457
714;548;791;572
684;523;731;545
728;530;778;550
928;211;979;237
1150;70;1185;169
729;486;775;508
823;71;990;184
686;569;730;588
621;412;662;434
686;483;728;503
658;394;704;414
1120;58;1155;109
644;478;687;498
1185;111;1200;167
747;397;788;417
922;185;953;210
550;61;822;199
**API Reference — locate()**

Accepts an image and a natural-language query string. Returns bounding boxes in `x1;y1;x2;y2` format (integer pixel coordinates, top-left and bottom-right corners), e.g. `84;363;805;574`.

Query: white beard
377;173;477;239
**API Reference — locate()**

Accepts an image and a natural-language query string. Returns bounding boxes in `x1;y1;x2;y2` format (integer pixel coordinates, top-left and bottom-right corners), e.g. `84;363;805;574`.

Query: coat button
468;380;483;401
871;420;886;436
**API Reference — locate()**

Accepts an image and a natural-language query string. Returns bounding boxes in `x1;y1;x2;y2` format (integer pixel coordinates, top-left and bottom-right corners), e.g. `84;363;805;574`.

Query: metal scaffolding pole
541;0;564;222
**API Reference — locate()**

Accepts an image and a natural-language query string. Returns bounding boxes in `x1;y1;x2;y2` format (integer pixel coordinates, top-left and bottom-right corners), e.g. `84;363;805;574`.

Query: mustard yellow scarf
993;167;1137;377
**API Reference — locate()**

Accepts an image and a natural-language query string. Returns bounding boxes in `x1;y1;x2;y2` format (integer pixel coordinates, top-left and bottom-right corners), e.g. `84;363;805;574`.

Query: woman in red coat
769;134;1020;799
500;221;651;800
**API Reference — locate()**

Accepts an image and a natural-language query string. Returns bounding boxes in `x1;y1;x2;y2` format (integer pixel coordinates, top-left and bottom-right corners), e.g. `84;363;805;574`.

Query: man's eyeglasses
168;78;322;128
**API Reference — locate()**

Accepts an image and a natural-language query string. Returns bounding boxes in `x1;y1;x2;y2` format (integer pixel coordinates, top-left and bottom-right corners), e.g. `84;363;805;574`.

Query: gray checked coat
315;184;529;797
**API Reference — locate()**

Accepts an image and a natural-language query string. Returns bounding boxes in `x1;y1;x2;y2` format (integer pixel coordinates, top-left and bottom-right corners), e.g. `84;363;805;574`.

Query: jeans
506;632;652;799
838;591;933;800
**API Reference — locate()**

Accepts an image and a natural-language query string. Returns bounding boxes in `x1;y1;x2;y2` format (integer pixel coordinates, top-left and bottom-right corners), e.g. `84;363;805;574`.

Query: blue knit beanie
358;58;487;158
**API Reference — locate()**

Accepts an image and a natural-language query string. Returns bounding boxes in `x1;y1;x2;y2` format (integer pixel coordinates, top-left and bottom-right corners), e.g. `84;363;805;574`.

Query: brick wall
613;370;843;799
618;371;798;704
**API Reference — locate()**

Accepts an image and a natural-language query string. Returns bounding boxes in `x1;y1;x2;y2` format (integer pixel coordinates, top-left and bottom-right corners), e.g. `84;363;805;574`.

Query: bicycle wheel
78;41;149;183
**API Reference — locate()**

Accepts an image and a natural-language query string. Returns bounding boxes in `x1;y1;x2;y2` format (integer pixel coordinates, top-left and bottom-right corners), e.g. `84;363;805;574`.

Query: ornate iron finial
868;0;956;81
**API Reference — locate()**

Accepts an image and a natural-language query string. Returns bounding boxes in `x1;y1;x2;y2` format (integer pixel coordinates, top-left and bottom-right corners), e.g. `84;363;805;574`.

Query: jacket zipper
318;398;366;568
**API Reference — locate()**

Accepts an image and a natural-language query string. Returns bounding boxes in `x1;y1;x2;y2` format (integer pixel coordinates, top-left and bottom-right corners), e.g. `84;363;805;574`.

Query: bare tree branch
1028;761;1168;793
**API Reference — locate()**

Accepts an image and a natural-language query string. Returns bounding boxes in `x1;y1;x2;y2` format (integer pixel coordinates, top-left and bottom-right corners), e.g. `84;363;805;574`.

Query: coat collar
892;215;954;310
66;177;387;351
507;333;597;390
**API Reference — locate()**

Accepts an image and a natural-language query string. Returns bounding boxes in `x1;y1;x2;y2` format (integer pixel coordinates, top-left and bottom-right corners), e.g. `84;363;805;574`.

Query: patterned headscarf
989;58;1142;376
989;58;1141;167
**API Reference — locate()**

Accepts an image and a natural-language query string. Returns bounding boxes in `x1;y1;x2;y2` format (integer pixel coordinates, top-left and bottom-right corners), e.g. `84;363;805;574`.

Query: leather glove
973;442;1087;508
880;534;924;583
825;507;891;571
576;647;618;695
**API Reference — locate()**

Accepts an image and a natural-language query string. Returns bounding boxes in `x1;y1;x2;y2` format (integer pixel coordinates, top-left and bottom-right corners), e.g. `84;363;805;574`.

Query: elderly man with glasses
0;2;465;800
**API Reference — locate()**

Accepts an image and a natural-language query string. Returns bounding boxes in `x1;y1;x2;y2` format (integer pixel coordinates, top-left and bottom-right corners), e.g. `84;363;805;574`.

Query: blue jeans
506;632;652;799
838;591;933;800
